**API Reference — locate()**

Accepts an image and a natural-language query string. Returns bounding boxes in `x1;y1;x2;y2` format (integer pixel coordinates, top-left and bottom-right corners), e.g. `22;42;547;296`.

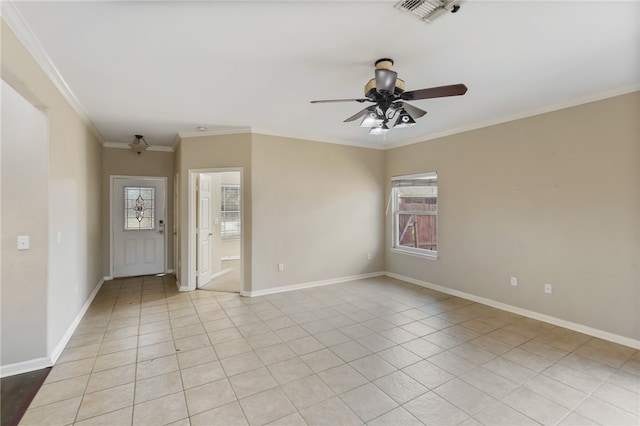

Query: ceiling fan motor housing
365;78;406;98
365;58;406;98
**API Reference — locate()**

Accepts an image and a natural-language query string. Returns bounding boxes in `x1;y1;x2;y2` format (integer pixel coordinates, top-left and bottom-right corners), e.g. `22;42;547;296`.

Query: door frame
188;168;244;292
109;175;168;278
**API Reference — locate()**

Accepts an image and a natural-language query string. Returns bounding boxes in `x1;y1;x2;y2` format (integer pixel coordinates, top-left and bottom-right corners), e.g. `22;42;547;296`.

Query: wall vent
394;0;465;23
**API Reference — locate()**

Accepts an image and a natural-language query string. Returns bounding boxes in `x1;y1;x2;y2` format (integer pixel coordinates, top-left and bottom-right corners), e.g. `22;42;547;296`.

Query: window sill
390;247;438;260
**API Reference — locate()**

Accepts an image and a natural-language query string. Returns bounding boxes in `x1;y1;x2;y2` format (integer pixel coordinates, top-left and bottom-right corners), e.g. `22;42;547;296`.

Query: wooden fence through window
398;199;436;250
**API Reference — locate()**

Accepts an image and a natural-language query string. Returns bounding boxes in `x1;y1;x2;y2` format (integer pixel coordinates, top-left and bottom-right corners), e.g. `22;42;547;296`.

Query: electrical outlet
544;283;553;294
510;277;517;287
278;263;284;272
367;253;373;260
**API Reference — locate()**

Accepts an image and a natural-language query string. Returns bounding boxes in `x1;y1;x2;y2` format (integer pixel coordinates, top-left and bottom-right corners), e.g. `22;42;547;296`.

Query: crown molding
103;142;174;152
1;1;105;144
250;127;387;151
178;127;252;140
386;84;640;150
172;135;182;151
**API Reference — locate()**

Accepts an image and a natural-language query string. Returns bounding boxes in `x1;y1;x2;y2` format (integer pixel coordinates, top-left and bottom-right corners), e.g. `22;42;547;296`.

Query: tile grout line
70;280;116;425
29;275;638;426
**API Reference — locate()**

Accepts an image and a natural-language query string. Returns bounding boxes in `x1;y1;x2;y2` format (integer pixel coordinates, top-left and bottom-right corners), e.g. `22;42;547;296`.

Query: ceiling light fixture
129;134;149;155
360;107;384;128
369;123;390;135
363;105;415;135
393;109;417;128
196;126;207;132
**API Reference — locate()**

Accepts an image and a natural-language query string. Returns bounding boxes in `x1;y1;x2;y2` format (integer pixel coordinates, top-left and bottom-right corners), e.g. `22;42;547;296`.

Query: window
124;186;155;230
221;185;240;238
391;172;437;259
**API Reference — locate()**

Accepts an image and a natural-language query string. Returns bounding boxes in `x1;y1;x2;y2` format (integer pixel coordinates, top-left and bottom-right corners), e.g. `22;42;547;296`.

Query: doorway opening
189;169;242;293
110;176;167;278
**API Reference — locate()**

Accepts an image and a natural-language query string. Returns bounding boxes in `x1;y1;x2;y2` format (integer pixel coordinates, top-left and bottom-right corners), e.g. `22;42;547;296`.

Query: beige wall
222;239;241;259
251;134;385;291
1;81;49;365
47;104;102;356
177;134;252;290
386;92;640;340
101;148;175;275
1;19;104;370
176;134;385;293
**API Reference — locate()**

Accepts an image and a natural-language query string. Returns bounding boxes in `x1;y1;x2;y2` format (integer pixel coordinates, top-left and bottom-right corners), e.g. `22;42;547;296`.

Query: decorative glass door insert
124;186;155;230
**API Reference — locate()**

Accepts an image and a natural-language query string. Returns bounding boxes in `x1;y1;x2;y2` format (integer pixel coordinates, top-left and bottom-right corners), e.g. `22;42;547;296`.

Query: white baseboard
0;357;52;378
209;269;231;281
49;277;106;364
221;255;240;261
241;271;384;298
177;280;189;292
103;276;114;281
385;272;640;350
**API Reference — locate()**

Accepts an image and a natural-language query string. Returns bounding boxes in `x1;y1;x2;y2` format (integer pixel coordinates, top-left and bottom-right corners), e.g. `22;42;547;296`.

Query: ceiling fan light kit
369;123;390;135
310;59;467;136
394;110;417;128
360;107;384;128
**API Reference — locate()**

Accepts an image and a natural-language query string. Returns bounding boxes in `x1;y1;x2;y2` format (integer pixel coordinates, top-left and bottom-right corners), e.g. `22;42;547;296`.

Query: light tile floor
20;275;639;426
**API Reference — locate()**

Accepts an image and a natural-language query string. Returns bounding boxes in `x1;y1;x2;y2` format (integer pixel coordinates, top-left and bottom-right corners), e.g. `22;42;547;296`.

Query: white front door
197;174;212;286
112;177;166;277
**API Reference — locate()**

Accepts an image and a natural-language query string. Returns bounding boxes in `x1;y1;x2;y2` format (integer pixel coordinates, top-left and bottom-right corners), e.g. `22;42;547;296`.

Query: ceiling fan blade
402;84;468;101
344;107;373;123
375;69;398;94
400;102;427;118
310;98;372;104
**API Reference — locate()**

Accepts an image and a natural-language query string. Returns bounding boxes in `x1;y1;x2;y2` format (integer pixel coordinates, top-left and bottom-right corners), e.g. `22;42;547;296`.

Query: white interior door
112;177;166;277
197;174;212;286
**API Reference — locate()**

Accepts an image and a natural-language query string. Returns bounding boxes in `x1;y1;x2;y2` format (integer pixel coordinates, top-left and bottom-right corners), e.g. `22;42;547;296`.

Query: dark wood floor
1;368;50;426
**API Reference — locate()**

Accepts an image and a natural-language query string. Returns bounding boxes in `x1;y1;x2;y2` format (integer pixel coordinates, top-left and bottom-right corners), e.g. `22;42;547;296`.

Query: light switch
214;218;220;225
17;236;30;250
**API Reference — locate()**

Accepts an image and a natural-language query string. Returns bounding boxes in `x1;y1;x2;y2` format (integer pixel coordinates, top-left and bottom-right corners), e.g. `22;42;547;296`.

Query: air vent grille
394;0;464;23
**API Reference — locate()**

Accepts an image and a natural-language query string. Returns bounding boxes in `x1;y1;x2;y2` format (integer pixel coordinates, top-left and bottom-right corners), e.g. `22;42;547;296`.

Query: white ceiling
5;1;639;149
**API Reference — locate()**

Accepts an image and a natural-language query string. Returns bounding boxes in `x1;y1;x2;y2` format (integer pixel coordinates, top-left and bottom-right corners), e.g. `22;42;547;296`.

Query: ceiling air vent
394;0;465;23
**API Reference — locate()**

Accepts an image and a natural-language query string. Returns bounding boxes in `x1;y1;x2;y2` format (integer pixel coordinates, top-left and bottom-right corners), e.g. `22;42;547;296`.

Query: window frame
390;172;438;260
220;184;240;239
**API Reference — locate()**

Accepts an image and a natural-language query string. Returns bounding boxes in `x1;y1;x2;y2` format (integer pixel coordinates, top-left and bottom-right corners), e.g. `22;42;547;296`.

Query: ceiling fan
310;59;467;135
